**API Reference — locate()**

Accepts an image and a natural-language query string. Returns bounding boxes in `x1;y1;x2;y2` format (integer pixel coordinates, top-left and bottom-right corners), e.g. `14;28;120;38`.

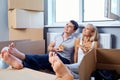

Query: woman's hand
79;45;90;53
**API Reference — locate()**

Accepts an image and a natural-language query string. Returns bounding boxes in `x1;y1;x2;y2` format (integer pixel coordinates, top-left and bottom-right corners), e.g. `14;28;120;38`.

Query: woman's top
66;37;95;74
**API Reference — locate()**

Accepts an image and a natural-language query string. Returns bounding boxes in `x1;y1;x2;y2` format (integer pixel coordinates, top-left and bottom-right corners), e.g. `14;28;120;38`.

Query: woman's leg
1;50;23;69
49;52;74;80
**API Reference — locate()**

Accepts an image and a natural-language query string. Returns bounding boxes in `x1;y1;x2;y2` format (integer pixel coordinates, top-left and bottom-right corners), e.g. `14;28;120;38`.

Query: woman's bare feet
49;52;74;80
8;42;25;60
1;50;23;69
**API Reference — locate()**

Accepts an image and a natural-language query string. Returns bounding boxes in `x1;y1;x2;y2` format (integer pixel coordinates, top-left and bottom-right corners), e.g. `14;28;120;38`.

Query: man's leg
1;49;53;71
3;43;53;71
22;53;53;71
49;52;74;80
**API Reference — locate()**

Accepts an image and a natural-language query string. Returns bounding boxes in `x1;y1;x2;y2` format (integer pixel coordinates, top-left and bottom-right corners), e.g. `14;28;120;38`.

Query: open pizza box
79;48;120;80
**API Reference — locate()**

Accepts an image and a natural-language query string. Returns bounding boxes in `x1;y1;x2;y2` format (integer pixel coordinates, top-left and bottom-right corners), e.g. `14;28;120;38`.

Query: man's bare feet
49;52;74;80
2;50;23;69
8;43;25;60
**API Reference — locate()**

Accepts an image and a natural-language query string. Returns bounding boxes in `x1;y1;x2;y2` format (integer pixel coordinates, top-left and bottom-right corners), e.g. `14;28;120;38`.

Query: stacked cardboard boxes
8;0;44;40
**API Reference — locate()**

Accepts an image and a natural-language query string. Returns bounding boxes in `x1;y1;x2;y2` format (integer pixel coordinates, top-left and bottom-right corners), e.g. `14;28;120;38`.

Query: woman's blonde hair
86;24;99;42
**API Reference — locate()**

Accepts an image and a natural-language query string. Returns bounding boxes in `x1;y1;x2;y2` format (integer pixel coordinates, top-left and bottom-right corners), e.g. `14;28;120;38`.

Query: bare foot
1;47;9;58
49;52;74;80
8;43;25;60
2;51;23;69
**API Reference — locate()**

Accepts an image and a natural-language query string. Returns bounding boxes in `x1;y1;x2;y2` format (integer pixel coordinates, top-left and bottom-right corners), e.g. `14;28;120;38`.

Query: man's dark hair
70;20;79;30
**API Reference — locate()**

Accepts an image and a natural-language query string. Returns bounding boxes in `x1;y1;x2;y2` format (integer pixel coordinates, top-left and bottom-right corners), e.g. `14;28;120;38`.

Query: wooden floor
0;68;56;80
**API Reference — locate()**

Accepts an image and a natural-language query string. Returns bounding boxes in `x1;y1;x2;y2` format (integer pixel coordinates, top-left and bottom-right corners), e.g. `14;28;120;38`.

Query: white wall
0;0;9;41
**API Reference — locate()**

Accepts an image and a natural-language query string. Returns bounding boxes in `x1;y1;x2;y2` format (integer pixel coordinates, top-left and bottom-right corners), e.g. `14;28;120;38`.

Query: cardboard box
0;40;45;54
79;48;120;80
8;0;44;11
8;9;44;28
15;40;45;54
79;48;96;80
0;68;56;80
9;28;43;40
0;39;30;51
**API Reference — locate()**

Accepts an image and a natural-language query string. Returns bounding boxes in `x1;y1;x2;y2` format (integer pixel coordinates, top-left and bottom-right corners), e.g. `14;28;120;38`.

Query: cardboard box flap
96;48;120;64
79;49;96;80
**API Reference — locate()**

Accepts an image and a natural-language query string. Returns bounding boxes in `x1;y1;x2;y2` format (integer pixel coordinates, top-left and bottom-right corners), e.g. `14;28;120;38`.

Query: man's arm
48;42;55;52
48;42;64;52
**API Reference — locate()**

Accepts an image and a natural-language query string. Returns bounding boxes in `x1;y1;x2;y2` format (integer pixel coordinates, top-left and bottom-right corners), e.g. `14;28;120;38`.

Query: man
1;20;79;71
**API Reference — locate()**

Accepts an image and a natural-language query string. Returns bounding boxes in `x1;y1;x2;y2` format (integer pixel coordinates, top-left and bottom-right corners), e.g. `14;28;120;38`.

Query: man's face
64;22;75;34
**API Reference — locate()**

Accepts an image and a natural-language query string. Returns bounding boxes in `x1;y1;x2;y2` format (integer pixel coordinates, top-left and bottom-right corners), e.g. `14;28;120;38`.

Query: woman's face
82;25;94;37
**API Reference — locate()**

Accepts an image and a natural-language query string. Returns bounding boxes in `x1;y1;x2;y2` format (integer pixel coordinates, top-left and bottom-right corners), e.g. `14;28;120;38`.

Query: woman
49;23;99;79
74;23;99;63
68;23;99;79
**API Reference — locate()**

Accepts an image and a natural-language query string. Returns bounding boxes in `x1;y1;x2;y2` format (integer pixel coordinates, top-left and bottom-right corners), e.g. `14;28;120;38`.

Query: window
105;0;120;20
47;0;120;25
55;0;79;22
84;0;109;21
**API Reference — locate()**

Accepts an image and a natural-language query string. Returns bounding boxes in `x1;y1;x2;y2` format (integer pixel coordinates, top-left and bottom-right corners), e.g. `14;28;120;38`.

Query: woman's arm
74;38;80;63
94;41;99;48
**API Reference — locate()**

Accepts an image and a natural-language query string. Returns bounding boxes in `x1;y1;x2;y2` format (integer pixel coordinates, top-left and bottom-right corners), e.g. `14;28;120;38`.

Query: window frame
104;0;120;20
